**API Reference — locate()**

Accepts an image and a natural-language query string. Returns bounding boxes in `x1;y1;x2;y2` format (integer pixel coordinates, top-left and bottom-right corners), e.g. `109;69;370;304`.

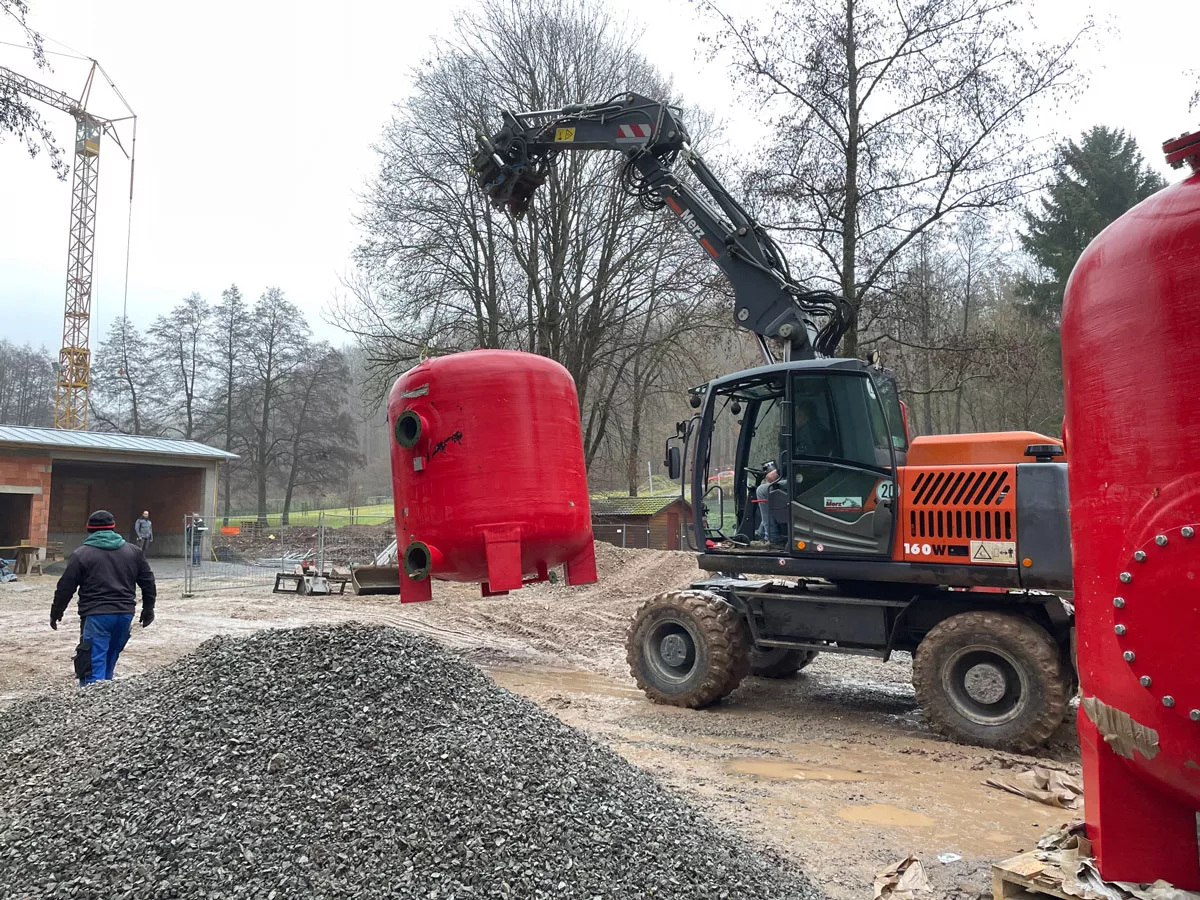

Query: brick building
590;495;693;551
0;425;236;560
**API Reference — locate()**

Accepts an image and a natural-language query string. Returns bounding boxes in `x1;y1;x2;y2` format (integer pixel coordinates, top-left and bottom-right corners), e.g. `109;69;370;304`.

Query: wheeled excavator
472;93;1074;751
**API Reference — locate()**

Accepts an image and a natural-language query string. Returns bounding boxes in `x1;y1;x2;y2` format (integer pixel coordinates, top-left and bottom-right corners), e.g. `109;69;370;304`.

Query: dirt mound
0;625;818;900
588;542;706;597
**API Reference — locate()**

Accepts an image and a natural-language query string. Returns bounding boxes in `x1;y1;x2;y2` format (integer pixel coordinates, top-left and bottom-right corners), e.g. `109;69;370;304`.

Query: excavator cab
690;359;906;560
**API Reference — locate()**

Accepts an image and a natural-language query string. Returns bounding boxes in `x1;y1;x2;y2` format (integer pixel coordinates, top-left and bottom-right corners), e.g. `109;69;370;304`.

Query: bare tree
90;316;158;435
237;288;309;523
205;285;250;524
149;293;208;439
0;1;66;176
339;0;726;469
277;346;361;524
0;339;54;425
703;0;1088;357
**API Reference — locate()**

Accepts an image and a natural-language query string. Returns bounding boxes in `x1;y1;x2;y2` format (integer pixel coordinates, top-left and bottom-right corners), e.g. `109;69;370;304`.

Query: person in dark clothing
794;401;837;458
186;513;207;566
51;509;156;686
134;510;153;552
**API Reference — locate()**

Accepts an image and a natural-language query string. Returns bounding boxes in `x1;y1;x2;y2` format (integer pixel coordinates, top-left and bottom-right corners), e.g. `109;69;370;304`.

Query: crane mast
0;61;134;430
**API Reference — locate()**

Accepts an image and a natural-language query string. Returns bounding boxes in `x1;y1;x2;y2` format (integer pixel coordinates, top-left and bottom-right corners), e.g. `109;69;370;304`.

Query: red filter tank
387;349;597;603
1061;131;1200;888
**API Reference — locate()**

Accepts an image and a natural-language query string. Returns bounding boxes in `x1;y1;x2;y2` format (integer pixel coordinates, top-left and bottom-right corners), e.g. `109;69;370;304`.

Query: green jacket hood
82;531;126;550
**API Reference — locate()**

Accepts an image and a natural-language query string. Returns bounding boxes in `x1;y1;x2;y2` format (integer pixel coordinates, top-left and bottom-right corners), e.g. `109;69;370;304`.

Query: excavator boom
472;92;850;360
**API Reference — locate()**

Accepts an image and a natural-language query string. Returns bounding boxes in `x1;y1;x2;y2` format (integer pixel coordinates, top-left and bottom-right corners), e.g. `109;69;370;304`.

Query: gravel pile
0;625;819;900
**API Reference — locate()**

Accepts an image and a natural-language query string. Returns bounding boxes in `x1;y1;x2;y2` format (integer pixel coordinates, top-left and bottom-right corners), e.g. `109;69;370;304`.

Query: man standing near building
134;510;153;553
186;513;207;566
50;510;156;686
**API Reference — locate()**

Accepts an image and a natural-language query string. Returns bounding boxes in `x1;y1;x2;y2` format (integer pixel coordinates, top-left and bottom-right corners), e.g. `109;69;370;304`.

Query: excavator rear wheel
626;590;750;708
913;611;1070;752
749;647;819;678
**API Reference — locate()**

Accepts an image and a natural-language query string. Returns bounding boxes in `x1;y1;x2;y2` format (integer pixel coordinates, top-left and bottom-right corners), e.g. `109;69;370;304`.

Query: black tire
749;647;818;678
913;611;1070;752
626;590;751;708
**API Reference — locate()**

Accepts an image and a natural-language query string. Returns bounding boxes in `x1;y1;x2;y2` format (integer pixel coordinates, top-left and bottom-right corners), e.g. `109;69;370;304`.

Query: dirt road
0;544;1080;899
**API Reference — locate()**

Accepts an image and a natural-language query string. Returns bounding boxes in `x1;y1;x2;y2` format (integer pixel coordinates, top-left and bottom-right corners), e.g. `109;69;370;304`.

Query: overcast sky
0;0;1195;352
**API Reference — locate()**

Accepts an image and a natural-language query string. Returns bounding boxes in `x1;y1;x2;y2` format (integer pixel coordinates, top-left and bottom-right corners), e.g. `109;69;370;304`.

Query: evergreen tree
1019;126;1166;318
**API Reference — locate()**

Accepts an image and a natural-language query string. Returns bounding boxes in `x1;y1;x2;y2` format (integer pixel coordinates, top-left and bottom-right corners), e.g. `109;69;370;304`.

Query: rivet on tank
386;349;598;603
1060;127;1200;888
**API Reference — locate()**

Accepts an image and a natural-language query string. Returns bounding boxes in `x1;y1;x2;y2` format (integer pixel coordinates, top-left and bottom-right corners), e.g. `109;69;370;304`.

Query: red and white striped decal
616;123;654;141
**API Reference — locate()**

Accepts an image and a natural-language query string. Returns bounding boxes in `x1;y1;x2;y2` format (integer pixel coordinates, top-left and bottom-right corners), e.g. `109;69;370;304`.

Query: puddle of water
728;758;867;782
491;668;646;700
837;803;935;828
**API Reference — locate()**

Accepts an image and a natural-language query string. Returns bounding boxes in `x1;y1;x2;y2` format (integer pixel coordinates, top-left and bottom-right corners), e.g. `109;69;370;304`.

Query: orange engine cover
897;465;1017;565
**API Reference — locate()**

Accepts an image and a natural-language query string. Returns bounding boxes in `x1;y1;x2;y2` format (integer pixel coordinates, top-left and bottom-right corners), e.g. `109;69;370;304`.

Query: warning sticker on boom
969;540;1017;565
555;127;576;142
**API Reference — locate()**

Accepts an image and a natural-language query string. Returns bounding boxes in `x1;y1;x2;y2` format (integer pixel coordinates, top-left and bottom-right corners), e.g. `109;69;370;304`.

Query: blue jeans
81;614;133;685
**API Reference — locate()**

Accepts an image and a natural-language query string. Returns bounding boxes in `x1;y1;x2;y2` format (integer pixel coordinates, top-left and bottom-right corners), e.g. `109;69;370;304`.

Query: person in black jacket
51;509;156;686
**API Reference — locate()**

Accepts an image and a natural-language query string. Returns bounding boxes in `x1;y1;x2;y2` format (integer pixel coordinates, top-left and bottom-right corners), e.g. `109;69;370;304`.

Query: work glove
140;607;155;629
50;610;62;631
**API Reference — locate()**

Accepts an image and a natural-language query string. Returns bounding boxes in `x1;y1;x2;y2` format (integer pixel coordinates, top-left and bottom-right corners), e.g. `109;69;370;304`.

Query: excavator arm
471;92;850;360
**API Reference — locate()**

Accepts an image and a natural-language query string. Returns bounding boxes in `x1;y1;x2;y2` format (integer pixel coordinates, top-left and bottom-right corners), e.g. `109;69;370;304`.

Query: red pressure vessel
387;349;597;603
1061;131;1200;888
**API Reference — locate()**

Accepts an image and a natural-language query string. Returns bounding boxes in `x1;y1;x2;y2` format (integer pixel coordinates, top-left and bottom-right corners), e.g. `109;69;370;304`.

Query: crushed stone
0;624;820;900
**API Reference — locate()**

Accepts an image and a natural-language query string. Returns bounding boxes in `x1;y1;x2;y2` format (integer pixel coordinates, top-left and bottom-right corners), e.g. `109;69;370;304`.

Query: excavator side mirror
666;446;682;480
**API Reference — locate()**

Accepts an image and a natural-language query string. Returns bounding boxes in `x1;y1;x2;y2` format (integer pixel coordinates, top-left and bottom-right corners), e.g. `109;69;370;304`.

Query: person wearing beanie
50;509;157;686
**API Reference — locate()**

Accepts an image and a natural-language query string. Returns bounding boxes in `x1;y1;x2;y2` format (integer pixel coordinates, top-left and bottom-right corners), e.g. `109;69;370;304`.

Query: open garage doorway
0;492;34;545
49;461;205;557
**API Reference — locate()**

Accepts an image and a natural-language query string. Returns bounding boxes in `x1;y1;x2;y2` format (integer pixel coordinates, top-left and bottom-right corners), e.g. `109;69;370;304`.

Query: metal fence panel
316;513;395;572
180;513;315;596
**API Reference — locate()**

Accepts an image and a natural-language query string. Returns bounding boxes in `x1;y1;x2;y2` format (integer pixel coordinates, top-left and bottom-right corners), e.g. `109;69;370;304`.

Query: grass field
224;504;395;528
228;490;689;529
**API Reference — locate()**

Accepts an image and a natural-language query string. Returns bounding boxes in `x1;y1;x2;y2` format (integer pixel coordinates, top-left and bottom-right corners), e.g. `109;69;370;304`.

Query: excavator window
872;373;909;454
784;372;897;556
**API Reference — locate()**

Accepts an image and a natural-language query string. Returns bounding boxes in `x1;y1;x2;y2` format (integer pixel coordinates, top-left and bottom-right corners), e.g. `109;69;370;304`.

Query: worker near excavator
50;510;156;686
793;400;836;458
755;462;784;543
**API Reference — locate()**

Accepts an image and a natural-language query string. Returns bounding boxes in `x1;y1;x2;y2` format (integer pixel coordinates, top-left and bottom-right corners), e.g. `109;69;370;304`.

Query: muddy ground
0;543;1081;900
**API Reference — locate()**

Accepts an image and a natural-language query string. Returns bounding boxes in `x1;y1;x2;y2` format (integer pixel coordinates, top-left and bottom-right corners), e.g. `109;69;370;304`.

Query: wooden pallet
993;851;1074;900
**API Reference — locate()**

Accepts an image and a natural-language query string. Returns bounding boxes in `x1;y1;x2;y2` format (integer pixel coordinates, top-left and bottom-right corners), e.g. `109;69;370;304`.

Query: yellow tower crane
0;59;135;430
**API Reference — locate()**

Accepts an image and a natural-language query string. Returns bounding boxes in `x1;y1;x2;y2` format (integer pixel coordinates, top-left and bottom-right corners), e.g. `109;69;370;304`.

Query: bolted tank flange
1113;527;1200;719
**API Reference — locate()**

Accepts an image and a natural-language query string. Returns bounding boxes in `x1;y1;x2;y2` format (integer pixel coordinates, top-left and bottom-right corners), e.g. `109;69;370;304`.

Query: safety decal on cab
969;540;1017;565
824;496;863;513
616;123;654;141
555;128;576;142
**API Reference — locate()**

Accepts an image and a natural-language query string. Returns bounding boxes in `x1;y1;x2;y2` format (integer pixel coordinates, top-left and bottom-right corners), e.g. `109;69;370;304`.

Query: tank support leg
1080;711;1200;889
564;541;598;586
483;530;523;592
399;568;433;603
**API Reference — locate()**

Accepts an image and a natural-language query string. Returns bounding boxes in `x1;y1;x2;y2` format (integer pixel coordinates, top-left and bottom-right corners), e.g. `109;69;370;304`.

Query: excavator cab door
782;371;901;557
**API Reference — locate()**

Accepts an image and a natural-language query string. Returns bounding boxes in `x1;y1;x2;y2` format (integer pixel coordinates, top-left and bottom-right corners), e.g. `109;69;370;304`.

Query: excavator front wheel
626;590;750;708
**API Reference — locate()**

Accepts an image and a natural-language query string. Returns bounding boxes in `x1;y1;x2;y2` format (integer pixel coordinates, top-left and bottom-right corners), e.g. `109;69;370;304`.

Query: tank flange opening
404;541;432;580
395;410;423;448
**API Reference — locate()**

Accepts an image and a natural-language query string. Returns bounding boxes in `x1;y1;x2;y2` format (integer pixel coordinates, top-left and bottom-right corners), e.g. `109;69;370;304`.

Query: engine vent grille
905;467;1015;542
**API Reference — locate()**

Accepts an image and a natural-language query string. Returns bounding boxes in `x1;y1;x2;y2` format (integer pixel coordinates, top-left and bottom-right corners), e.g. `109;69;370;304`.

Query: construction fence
180;512;394;597
177;514;695;595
